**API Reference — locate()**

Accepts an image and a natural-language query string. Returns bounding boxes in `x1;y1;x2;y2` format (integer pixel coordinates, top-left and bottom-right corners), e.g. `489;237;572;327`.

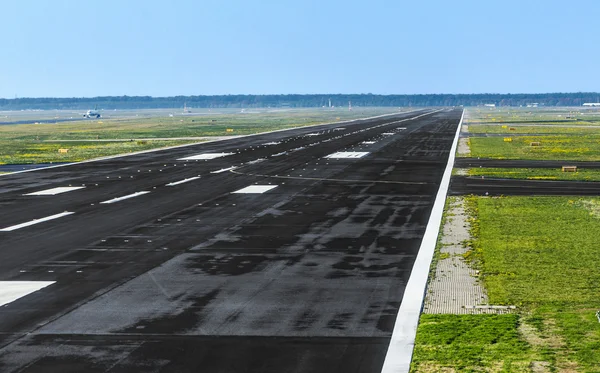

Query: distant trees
0;93;599;110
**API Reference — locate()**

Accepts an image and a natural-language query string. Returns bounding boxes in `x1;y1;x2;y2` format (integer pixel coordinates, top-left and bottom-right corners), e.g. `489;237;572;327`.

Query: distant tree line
1;93;599;110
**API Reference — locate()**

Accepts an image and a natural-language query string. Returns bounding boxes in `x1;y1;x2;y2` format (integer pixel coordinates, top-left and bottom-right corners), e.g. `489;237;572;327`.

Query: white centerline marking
211;166;238;174
380;110;464;373
232;185;278;194
25;186;85;196
100;191;150;204
177;152;234;161
325;152;370;159
165;177;200;186
0;281;56;307
0;212;74;232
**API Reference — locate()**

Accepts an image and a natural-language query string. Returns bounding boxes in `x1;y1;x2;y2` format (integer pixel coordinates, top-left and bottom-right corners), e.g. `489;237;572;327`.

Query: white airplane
83;105;101;118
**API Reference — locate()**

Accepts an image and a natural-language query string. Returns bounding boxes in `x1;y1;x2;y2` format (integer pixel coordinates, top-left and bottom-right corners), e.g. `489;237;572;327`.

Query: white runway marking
263;142;281;145
211;166;238;174
382;132;395;136
232;185;278;194
325;152;369;159
362;141;376;145
100;191;150;204
0;281;55;307
165;177;200;186
177;152;234;161
0;212;75;232
25;186;85;196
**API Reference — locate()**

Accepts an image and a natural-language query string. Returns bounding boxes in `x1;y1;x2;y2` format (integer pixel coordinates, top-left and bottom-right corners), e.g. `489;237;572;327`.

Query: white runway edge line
24;186;85;196
232;185;278;194
0;111;420;178
100;191;150;204
165;176;201;186
0;281;56;307
0;211;75;232
380;109;464;373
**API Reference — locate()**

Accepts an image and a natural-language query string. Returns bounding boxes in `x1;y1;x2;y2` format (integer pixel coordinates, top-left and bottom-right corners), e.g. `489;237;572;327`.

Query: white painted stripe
362;141;376;145
25;186;85;196
232;185;278;194
100;191;150;204
0;281;55;307
325;151;369;159
380;110;464;373
177;152;234;161
165;176;200;186
210;166;238;174
0;212;74;232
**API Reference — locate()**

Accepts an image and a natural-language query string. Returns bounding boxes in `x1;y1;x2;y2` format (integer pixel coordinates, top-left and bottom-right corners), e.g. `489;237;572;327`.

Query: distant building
583;103;600;107
526;103;539;108
484;104;496;107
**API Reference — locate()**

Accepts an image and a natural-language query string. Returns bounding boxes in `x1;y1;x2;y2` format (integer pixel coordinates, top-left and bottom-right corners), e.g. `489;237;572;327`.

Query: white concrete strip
325;151;369;159
380;109;464;373
232;185;278;194
0;212;75;232
210;166;238;174
165;176;200;186
24;186;85;196
99;191;150;204
0;281;55;307
177;152;234;161
0;111;421;178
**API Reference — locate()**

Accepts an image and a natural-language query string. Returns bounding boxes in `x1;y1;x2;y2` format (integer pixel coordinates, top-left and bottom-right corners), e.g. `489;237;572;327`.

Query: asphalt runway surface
454;158;600;169
0;108;462;373
450;175;600;196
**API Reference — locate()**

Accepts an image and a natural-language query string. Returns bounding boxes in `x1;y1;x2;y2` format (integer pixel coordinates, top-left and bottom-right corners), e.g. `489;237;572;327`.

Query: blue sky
1;0;598;97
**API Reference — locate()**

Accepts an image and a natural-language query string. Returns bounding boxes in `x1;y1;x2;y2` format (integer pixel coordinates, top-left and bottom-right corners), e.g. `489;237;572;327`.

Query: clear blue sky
1;0;598;98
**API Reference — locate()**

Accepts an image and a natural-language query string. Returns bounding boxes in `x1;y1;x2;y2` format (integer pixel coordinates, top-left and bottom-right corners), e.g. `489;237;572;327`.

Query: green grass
468;135;600;161
474;196;600;370
0;108;398;164
411;314;533;372
412;196;600;372
467;168;600;181
0;140;196;164
468;124;600;134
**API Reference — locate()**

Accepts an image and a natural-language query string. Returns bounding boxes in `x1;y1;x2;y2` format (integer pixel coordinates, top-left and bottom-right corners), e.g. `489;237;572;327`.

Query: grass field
468;125;600;134
467;168;600;181
0;108;399;165
467;135;600;161
0;140;197;164
412;196;600;372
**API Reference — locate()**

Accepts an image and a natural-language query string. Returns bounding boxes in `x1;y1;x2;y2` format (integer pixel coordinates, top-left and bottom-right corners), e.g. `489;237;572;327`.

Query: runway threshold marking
165;177;200;186
24;186;85;196
381;110;464;373
177;152;234;161
0;281;55;307
100;191;150;204
0;211;75;232
232;185;278;194
325;151;369;159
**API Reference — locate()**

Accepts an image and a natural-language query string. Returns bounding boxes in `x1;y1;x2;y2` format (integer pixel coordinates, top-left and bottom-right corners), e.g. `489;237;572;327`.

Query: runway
0;109;462;372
